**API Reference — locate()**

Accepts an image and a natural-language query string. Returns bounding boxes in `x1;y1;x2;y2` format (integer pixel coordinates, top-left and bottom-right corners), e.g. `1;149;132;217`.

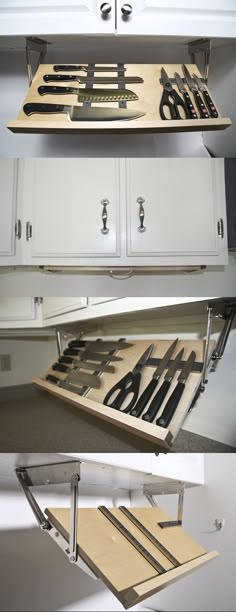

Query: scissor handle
160;89;188;120
103;370;141;412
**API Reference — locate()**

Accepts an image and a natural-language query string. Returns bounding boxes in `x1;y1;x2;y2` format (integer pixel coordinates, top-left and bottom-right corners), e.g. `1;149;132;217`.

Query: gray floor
0;384;235;453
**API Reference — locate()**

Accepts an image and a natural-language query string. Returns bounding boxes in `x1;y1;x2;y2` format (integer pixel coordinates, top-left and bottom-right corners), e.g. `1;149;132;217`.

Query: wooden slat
8;63;231;134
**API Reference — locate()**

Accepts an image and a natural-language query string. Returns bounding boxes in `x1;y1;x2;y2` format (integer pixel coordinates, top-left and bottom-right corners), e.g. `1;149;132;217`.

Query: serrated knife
38;85;138;102
53;65;127;72
142;348;184;423
23;103;145;122
182;65;209;119
68;340;133;351
44;74;143;84
156;350;196;428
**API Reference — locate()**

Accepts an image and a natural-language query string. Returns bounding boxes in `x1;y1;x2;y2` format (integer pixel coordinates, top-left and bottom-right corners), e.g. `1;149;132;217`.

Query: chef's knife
44;74;144;84
46;374;85;394
46;369;101;389
174;72;197;119
142;348;184;423
156;350;196;428
182;65;209;119
129;339;179;418
54;359;115;373
38;85;138;102
68;340;133;351
53;65;127;72
63;349;122;362
193;74;219;118
23;103;145;122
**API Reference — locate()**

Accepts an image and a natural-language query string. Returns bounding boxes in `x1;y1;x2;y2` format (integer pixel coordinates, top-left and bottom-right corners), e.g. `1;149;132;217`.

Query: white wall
0;337;57;387
132;453;236;612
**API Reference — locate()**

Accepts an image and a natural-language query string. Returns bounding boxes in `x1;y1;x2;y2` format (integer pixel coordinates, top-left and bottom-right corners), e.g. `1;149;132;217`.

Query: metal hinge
15;219;22;240
34;297;43;305
26;221;32;241
217;218;224;238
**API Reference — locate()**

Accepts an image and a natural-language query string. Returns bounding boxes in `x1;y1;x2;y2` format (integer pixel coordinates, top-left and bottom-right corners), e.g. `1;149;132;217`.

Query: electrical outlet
0;354;11;371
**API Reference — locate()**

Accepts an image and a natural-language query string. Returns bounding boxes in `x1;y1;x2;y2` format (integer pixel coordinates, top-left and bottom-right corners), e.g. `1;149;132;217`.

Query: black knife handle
38;85;77;96
59;356;74;364
54;65;85;72
129;378;159;418
44;74;78;82
23;103;65;116
156;382;185;428
52;362;69;373
183;91;197;119
64;348;80;356
69;340;87;348
46;374;60;384
142;380;171;422
202;90;218;118
192;91;209;119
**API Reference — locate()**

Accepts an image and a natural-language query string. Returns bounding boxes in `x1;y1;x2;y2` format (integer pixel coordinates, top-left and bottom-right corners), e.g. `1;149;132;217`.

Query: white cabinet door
89;298;121;305
127;159;228;266
151;454;204;485
0;298;42;327
0;1;116;36
0;159;21;265
22;159;120;265
43;297;87;319
116;0;236;38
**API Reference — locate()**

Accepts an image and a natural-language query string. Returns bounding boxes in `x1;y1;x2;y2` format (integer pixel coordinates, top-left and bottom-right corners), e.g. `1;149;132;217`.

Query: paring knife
38;86;138;102
129;339;179;418
53;65;127;72
46;369;101;389
63;349;122;362
44;74;144;84
156;350;196;428
174;72;197;119
193;74;219;118
182;65;209;119
142;348;184;423
23;103;145;122
54;359;115;373
68;340;133;351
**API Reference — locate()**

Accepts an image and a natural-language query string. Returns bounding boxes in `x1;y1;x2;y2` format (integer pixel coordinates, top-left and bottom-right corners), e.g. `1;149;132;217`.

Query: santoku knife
54;359;115;373
174;72;197;119
38;85;138;102
129;339;179;418
63;349;122;362
193;74;219;118
68;340;133;351
182;65;209;119
46;375;87;394
156;350;196;428
23;103;145;122
46;370;101;389
44;74;143;84
53;65;127;72
142;348;184;423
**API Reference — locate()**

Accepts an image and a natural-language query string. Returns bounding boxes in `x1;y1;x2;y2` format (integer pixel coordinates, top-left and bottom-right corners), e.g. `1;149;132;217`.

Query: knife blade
53;65;127;72
55;358;115;373
44;74;144;84
156;350;196;428
46;369;101;389
193;74;219;118
182;65;209;119
68;340;133;351
63;349;122;362
174;72;197;119
142;348;184;423
38;85;138;102
129;339;179;418
23;103;145;122
46;374;85;394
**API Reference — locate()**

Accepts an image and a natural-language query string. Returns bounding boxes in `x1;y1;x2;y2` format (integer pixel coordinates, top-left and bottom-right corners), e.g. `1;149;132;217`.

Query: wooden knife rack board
45;505;218;608
34;338;215;450
8;63;231;134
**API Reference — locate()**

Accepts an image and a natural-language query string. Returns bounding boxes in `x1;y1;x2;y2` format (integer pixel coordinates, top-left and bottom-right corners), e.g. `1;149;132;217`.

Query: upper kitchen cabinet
0;297;43;327
116;0;236;38
0;159;21;266
21;158;120;264
126;158;227;266
0;1;116;36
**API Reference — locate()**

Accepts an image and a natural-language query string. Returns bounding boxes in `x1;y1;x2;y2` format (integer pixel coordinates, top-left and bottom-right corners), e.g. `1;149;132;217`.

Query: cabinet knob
15;219;22;240
137;197;146;233
100;2;112;15
26;221;32;241
121;3;133;16
101;199;109;234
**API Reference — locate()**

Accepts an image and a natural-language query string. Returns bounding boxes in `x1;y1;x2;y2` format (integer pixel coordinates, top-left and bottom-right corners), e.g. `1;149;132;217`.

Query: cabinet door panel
23;159;120;263
0;298;37;321
0;1;116;35
0;159;18;261
117;0;236;37
127;159;221;257
43;298;87;319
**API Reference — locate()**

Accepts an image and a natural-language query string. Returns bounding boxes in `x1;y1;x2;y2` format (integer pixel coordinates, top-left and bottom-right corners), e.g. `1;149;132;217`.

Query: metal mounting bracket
26;36;49;86
15;461;97;580
187;38;211;82
144;481;185;527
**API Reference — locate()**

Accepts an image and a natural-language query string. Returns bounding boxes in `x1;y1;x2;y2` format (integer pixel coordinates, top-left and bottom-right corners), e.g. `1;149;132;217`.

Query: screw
55;532;59;538
70;555;76;563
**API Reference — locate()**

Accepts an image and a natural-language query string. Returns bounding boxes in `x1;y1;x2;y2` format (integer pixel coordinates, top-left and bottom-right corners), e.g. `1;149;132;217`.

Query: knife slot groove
117;63;127;109
83;63;95;107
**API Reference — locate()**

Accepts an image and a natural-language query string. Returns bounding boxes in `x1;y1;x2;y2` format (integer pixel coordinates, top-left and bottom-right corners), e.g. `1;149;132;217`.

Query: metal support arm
144;481;185;527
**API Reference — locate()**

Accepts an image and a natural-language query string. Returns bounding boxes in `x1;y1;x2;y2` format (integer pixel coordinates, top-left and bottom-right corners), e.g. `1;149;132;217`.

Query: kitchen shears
160;68;188;120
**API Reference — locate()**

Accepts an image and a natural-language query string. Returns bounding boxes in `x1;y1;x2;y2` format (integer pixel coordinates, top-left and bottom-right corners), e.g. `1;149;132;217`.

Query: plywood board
45;506;218;608
8;64;231;134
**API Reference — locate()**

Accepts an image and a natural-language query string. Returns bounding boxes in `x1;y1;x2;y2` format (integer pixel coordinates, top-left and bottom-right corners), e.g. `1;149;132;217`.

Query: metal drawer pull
101;199;109;234
137;197;146;232
15;219;22;240
121;3;133;16
100;2;112;15
109;269;133;280
26;221;32;241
